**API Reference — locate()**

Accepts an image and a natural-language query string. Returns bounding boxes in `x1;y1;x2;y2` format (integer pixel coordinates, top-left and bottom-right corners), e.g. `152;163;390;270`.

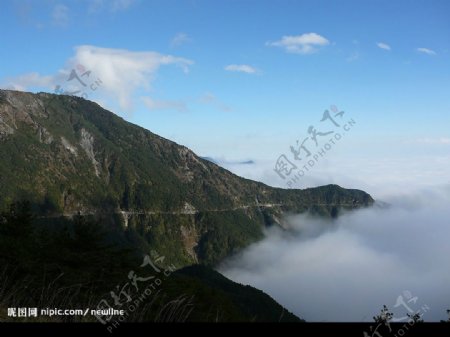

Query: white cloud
170;33;191;47
1;45;193;114
224;64;258;74
142;96;187;112
346;52;360;62
52;4;69;27
69;45;192;111
88;0;136;13
376;42;391;51
1;72;55;91
417;47;436;55
199;92;231;112
111;0;135;11
411;137;450;144
266;33;330;54
87;0;104;13
15;1;135;28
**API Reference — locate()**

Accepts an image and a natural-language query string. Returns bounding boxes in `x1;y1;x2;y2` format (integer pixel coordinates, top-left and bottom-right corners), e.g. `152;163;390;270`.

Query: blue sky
1;0;449;195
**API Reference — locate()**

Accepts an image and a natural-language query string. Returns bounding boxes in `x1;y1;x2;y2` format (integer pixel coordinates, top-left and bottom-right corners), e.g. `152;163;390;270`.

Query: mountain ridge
0;89;374;266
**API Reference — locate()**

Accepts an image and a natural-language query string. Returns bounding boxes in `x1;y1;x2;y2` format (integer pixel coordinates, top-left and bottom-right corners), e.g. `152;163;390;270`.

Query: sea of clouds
218;157;450;322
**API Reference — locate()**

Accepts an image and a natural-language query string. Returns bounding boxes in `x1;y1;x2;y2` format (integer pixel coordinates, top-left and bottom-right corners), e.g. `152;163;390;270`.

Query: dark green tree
0;200;33;237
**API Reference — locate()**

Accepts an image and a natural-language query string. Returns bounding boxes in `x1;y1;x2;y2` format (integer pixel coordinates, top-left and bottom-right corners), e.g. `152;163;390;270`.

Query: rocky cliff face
0;90;374;266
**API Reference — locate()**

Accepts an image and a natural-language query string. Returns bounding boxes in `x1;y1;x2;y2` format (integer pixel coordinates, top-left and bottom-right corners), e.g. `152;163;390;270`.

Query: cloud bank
219;186;450;322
